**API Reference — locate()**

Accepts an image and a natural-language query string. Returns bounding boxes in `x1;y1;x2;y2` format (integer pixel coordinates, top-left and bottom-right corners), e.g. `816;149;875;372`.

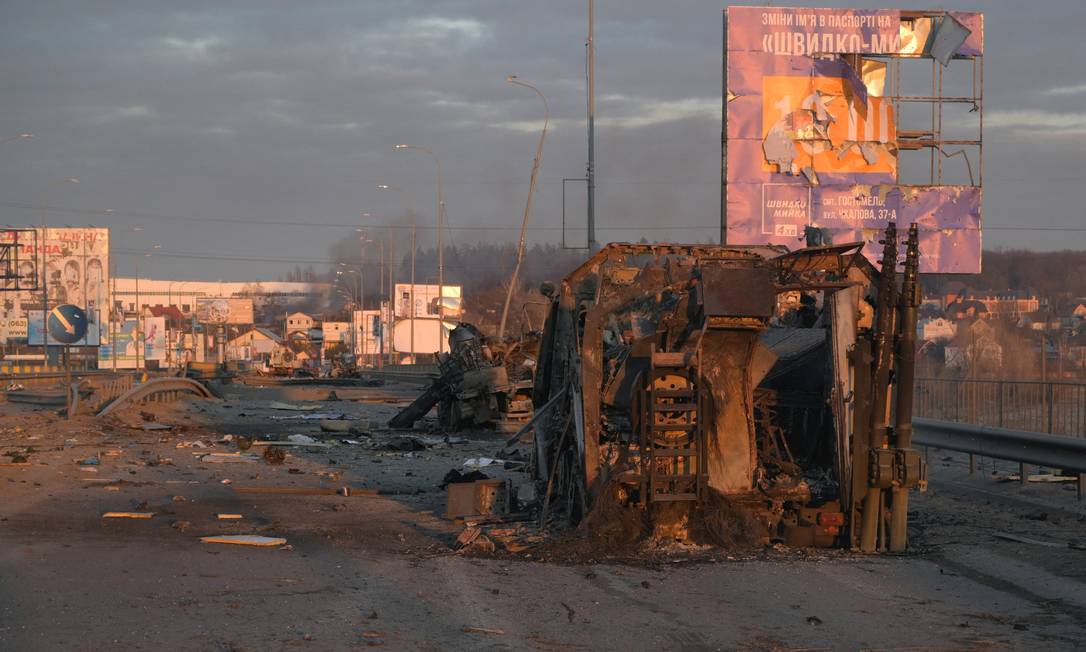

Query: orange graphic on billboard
761;75;896;176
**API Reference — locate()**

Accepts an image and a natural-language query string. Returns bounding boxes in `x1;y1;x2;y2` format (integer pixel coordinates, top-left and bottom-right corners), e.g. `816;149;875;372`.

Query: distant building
945;299;989;321
112;278;328;319
972;291;1040;320
393;284;462;319
227;327;283;359
322;321;350;348
944;288;1039;321
286;312;314;335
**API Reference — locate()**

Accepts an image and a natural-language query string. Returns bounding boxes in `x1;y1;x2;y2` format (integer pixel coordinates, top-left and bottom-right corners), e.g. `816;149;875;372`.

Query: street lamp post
394;144;446;354
378;184;417;362
498;75;549;341
39;177;80;364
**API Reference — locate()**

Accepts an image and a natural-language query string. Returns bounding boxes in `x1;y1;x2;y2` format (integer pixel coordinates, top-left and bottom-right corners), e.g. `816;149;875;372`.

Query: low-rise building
286;312;314;335
227;327;283;359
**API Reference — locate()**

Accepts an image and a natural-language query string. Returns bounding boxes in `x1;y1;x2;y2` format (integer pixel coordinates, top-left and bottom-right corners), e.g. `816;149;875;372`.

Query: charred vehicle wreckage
390;323;537;432
523;225;925;552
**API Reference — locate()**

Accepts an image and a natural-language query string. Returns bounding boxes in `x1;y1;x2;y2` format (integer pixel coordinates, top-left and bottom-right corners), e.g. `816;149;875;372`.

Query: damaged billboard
1;227;110;345
724;7;983;273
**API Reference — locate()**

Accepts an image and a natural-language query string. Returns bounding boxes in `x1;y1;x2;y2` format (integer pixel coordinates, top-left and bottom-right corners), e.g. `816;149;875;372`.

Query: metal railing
915;378;1086;438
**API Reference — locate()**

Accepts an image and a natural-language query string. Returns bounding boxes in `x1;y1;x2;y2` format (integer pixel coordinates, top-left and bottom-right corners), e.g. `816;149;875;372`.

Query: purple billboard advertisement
725;6;984;273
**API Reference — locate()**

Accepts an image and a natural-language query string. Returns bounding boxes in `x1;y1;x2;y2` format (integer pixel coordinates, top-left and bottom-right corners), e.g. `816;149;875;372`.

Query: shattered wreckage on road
527;226;924;552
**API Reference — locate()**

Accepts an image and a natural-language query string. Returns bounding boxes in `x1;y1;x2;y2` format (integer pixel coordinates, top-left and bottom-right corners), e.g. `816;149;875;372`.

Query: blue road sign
47;304;88;345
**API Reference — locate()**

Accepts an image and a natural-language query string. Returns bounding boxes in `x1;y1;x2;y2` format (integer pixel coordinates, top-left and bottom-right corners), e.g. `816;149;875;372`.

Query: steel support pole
437;160;445;354
889;224;919;552
861;224;897;553
410;223;416;363
586;0;597;251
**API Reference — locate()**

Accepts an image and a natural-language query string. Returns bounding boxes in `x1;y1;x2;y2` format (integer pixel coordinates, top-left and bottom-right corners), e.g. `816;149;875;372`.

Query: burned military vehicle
390;323;536;432
528;225;924;551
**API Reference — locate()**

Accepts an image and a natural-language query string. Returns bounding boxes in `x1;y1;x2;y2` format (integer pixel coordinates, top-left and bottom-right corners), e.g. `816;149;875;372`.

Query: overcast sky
1;0;1083;280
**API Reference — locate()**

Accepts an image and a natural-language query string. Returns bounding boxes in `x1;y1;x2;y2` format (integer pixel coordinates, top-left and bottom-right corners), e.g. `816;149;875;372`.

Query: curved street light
498;75;549;341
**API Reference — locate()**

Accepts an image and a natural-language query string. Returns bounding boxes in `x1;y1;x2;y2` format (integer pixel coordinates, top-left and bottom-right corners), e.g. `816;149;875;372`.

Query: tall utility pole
499;75;549;341
410;223;416;362
111;261;117;373
720;9;728;245
384;230;393;368
586;0;598;251
394;144;445;354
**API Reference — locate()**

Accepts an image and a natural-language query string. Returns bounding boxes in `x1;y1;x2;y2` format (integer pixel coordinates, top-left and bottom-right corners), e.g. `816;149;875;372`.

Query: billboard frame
722;7;983;273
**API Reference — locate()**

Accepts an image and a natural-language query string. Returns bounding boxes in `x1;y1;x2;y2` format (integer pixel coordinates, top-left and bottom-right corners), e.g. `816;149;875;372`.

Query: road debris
262;446;286;464
440;469;489;489
446;478;508;519
383;436;427;452
103;512;155;519
199;535;288;547
461;626;505;636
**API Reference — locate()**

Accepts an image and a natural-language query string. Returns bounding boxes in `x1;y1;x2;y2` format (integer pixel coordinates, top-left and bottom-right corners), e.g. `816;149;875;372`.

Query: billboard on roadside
0;227;109;344
96;317;166;368
724;7;983;273
195;297;254;324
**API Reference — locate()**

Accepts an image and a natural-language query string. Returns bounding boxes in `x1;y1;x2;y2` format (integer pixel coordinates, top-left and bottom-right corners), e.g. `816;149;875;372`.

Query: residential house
227;327;283;360
286;312;314;335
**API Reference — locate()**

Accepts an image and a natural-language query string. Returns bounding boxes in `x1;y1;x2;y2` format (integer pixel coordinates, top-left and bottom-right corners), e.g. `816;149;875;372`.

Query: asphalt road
1;381;1084;651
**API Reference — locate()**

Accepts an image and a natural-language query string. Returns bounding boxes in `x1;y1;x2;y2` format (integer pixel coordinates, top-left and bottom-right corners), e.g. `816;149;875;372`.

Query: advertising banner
195;298;254;324
97;317;166;368
725;7;984;272
0;317;28;339
2;227;109;344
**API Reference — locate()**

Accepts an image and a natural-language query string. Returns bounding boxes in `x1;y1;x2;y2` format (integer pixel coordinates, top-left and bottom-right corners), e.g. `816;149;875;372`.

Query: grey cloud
0;0;1082;280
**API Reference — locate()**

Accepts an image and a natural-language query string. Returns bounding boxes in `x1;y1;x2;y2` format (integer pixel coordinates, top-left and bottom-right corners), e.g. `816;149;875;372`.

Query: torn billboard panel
724;6;984;273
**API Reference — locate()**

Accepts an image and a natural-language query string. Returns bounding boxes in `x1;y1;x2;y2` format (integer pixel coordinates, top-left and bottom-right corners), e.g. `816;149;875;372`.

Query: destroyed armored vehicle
390;323;536;432
528;226;924;551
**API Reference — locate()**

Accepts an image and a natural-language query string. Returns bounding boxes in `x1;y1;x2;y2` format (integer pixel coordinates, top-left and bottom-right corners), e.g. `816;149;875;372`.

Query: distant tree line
922;249;1086;307
289;239;1086;335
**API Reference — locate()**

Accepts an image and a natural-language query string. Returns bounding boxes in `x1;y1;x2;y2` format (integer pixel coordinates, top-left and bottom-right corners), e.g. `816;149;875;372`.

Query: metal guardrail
913;418;1086;474
915;378;1086;438
913;417;1086;500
